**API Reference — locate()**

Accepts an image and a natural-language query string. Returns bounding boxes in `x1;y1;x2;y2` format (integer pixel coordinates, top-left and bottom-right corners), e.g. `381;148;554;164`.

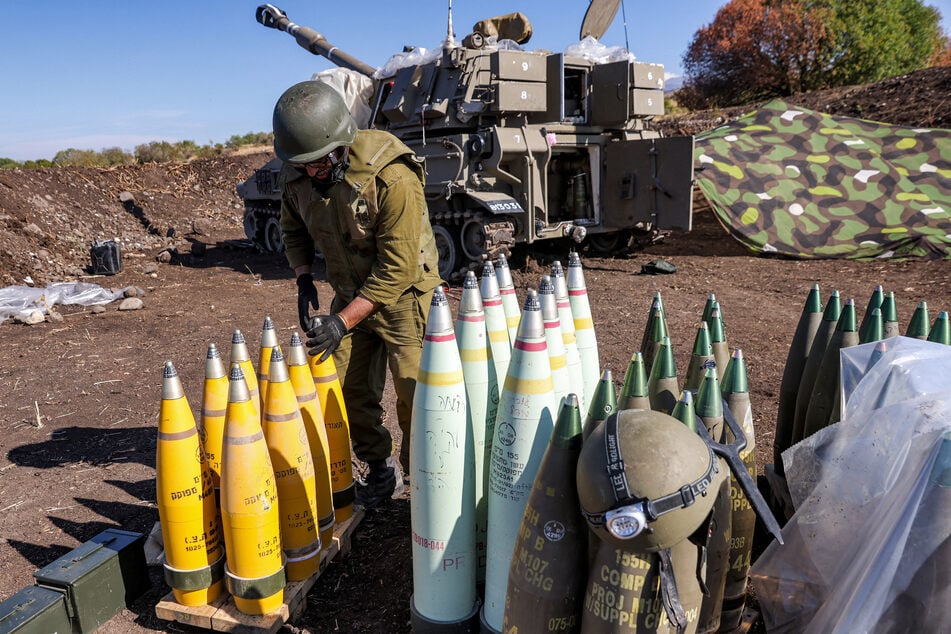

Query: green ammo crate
0;585;72;634
33;529;150;634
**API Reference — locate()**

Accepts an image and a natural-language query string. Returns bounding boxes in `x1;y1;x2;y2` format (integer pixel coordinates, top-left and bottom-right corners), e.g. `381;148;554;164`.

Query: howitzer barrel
256;4;376;78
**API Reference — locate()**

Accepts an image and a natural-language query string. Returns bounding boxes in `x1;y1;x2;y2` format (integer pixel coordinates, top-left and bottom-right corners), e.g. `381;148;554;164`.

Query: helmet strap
658;547;688;634
603;414;719;521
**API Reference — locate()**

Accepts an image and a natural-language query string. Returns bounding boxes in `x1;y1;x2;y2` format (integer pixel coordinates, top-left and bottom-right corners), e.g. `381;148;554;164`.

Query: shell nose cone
495;254;514;287
480;262;501;298
566;252;586;289
538;276;558;319
516;289;544;339
205;343;226;379
426;286;454;335
260;316;278;347
459;272;484;314
287;333;308;366
268;347;289;382
162;360;185;400
228;362;251;402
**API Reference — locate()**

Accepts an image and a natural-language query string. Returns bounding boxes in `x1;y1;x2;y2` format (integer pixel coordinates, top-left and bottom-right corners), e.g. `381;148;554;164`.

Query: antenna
620;0;630;52
446;0;456;46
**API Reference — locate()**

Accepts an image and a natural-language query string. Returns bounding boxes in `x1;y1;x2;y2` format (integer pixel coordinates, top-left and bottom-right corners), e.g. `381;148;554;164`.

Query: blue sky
1;0;947;161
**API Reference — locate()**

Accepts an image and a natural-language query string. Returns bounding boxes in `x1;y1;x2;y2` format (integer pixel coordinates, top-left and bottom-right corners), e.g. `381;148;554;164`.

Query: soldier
273;80;442;508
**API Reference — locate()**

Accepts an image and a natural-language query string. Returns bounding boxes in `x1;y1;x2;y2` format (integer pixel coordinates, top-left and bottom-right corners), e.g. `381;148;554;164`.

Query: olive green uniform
280;129;442;469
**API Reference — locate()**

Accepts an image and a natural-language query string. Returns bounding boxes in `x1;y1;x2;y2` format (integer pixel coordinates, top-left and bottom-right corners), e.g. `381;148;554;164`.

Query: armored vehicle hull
239;5;695;280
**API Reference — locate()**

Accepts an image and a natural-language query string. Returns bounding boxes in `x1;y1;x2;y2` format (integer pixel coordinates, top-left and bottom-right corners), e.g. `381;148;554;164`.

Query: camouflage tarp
695;99;951;259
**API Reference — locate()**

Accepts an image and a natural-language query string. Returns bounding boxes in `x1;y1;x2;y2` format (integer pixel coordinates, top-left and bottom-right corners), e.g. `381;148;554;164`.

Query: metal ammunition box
491;50;547;81
0;585;71;634
630;88;665;116
492;81;547;112
33;529;149;634
632;62;665;90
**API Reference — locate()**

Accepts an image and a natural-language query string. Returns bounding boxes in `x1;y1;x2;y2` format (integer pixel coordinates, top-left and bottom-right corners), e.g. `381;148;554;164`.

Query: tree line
677;0;950;109
0;132;274;170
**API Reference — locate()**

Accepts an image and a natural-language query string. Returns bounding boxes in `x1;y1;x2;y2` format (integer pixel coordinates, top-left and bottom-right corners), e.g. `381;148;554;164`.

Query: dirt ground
0;67;949;633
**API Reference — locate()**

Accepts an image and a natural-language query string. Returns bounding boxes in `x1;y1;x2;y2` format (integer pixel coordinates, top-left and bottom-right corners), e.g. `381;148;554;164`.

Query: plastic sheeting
752;337;951;633
312;68;376;129
563;35;635;64
0;282;123;324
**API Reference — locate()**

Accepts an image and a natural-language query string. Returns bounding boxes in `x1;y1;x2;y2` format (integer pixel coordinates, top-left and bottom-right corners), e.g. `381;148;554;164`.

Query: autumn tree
679;0;947;109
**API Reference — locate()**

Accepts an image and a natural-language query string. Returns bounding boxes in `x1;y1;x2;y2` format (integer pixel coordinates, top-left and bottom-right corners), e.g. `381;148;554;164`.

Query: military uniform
280;129;442;470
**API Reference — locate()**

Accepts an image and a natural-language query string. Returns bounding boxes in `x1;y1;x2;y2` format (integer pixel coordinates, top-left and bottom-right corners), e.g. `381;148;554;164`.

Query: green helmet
577;409;721;552
272;80;358;163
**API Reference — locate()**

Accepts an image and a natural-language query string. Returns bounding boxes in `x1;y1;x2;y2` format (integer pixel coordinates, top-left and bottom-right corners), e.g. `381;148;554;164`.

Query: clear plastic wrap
563;35;635;64
752;337;951;633
0;282;123;324
374;45;444;79
311;68;376;129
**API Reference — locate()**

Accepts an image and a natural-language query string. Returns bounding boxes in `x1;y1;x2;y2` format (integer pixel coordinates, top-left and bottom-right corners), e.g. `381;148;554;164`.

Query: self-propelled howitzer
238;3;695;280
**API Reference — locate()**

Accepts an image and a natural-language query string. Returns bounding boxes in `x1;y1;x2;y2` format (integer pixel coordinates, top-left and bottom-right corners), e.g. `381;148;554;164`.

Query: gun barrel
256;4;377;78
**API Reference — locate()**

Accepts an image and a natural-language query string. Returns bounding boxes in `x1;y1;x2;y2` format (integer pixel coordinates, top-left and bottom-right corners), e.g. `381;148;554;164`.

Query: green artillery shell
582;369;617;441
802;299;859;440
648;337;679;415
620;352;651;412
790;290;841;447
684;322;715;393
905;301;930;340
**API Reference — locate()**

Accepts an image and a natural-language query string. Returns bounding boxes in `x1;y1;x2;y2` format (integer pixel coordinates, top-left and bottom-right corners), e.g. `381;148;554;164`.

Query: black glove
306;314;348;362
296;273;319;332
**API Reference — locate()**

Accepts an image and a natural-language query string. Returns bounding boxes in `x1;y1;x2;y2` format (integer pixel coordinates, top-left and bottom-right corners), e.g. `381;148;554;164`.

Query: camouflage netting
694;100;951;259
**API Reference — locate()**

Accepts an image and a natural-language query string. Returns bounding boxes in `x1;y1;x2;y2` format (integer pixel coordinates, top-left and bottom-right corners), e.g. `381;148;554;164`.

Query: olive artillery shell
503;394;587;634
648;336;679;415
567;251;601;409
927;311;950;345
707;306;730;380
881;291;899;339
859;307;884;344
581;539;703;634
200;342;228;492
157;361;224;606
773;284;822;474
905;301;930;339
410;287;479;629
641;304;668;380
694;368;724;442
619;352;651;412
859;284;884;335
697;469;732;634
552;260;587;415
671;390;697;433
257;316;278;410
221;363;285;615
456;271;498;586
482;260;514;383
309;354;355;522
496;253;522;347
582;369;617;441
718;350;756;632
790;290;841;447
684;322;715;393
262;348;320;581
540;275;572;408
639;292;667;372
701;292;717;325
288;333;335;550
230;329;260;420
483;289;556;633
802;299;859;439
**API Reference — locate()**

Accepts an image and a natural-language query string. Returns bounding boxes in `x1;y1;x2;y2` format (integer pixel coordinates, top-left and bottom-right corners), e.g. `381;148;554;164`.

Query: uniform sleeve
280;187;317;270
358;162;426;306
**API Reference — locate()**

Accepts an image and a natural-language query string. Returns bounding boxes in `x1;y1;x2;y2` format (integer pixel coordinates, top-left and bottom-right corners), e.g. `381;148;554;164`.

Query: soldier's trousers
331;287;434;471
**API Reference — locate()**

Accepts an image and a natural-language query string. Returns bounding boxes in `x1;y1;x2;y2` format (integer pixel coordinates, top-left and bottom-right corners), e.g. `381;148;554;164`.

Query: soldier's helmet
272;80;357;163
577;409;721;551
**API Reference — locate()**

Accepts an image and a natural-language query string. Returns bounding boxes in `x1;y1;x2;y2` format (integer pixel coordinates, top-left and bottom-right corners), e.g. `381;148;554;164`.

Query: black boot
355;456;404;509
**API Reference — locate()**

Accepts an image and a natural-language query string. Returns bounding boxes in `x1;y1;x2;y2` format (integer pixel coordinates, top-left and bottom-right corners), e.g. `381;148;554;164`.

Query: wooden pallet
155;508;364;633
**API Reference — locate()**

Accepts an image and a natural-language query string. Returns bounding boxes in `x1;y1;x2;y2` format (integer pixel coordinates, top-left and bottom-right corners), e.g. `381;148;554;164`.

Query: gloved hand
296;273;319;332
306;314;348;362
